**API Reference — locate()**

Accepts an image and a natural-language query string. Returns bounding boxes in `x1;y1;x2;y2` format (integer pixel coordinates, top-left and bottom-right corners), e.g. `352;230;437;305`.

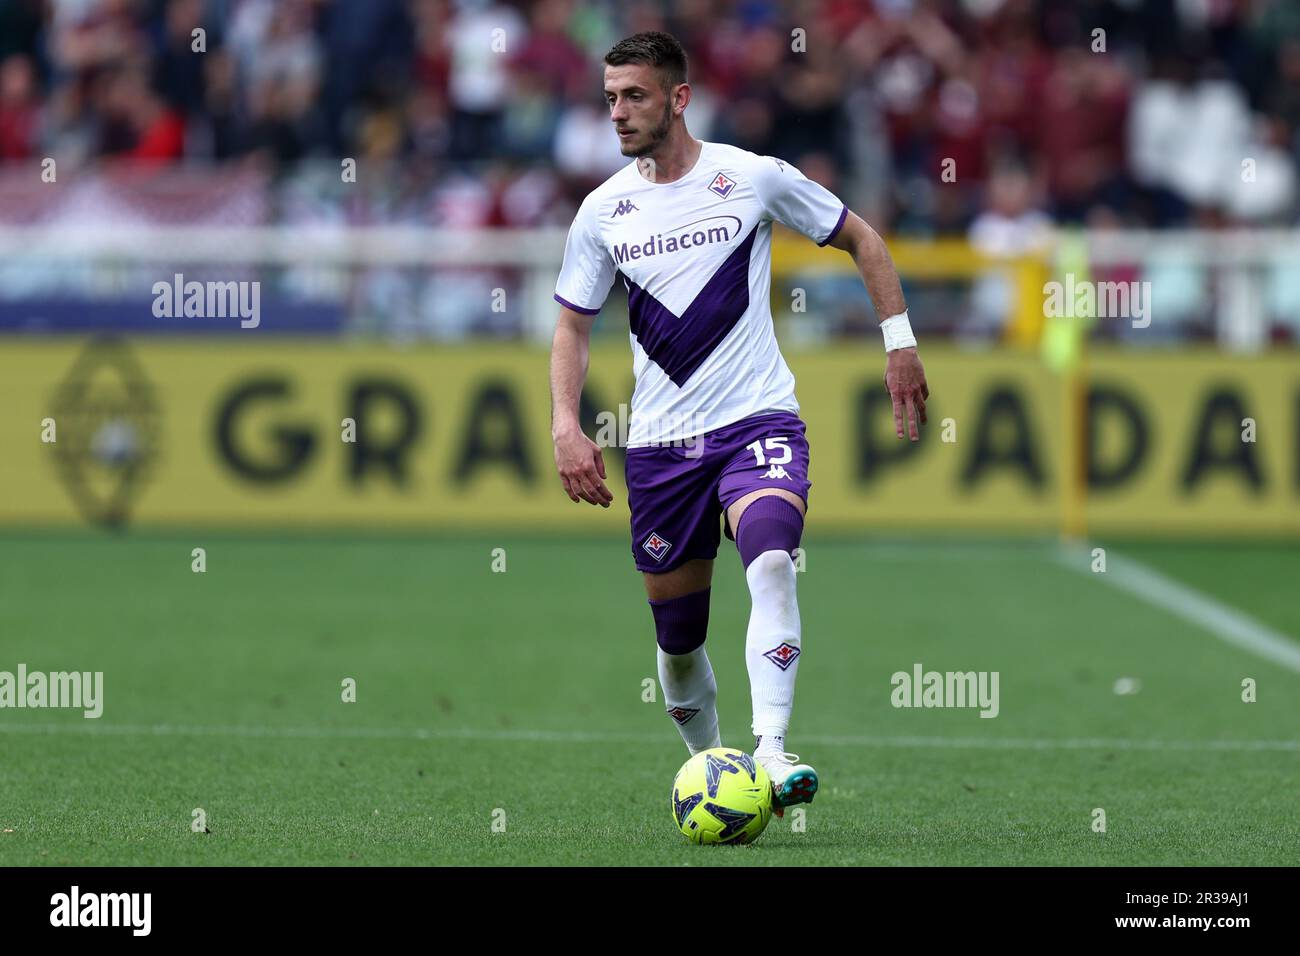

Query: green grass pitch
0;531;1296;866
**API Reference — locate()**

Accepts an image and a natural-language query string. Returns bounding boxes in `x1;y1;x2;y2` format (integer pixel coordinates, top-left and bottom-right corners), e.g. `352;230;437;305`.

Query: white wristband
880;311;917;351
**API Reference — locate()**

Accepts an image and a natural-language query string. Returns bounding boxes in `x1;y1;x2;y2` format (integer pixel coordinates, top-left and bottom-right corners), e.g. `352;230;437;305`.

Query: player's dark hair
604;31;688;91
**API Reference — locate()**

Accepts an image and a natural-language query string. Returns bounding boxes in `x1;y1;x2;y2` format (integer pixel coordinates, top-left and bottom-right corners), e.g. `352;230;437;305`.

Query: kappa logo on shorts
666;705;699;725
763;642;801;671
762;464;792;480
642;531;673;562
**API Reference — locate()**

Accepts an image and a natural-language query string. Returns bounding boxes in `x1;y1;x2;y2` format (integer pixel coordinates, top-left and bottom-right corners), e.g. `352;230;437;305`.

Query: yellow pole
1062;350;1089;543
1043;230;1093;546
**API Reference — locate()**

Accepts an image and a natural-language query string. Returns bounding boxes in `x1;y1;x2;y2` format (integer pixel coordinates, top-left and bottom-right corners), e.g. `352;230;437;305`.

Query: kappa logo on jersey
708;172;736;198
666;705;699;725
642;531;673;562
763;642;801;670
613;199;640;217
762;464;792;480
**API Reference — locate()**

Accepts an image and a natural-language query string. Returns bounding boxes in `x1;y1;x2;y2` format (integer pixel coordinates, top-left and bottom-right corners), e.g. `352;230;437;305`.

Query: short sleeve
753;155;848;247
554;198;616;315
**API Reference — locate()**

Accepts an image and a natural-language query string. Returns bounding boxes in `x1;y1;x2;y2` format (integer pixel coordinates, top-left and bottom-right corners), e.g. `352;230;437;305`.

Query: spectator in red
0;54;40;159
1035;48;1131;222
510;0;588;102
101;65;185;162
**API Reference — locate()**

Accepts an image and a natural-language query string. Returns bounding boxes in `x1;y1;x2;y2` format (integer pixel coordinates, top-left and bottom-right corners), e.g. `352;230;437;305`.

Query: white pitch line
805;734;1299;752
1056;545;1300;675
0;721;1294;751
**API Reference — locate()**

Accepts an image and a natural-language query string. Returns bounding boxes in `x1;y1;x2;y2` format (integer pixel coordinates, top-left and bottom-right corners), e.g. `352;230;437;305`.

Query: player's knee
648;586;710;654
744;549;797;609
735;495;804;570
747;548;794;580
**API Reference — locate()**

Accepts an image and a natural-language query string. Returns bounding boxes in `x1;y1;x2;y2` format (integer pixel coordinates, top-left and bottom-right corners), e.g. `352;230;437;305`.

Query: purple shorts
625;409;812;573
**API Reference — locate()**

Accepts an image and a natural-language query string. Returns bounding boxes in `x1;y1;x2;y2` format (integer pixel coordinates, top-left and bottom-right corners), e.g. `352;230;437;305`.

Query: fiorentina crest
708;172;736;198
666;706;699;725
642;531;673;562
763;642;801;671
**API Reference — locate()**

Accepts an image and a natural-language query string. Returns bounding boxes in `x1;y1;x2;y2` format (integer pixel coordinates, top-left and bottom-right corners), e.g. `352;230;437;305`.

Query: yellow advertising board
0;339;1295;535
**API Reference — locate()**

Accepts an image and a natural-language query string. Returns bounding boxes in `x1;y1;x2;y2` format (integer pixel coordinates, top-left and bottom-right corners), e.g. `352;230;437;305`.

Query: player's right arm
550;196;617;507
550;306;612;507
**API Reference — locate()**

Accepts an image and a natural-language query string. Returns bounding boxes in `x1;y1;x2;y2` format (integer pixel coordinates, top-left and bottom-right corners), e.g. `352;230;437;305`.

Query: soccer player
549;32;928;814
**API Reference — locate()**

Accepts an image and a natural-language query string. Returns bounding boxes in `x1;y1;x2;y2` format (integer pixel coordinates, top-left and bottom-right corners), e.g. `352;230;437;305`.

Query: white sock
745;549;801;744
657;645;721;755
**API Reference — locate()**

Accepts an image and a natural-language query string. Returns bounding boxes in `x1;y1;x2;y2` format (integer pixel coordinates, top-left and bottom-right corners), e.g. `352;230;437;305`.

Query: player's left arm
827;212;929;441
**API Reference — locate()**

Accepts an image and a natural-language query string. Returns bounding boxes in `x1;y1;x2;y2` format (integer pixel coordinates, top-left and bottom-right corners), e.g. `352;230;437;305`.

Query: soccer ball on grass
671;747;773;845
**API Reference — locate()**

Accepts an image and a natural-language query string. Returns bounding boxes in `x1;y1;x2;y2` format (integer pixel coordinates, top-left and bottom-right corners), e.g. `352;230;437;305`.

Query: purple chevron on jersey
623;223;758;387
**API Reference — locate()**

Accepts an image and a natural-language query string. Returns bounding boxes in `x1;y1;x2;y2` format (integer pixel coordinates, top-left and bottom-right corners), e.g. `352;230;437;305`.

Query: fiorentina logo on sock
762;642;801;671
642;531;672;562
667;705;699;725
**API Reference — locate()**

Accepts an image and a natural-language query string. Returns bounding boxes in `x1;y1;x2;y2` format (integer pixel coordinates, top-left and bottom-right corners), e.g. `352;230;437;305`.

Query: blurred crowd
0;0;1298;234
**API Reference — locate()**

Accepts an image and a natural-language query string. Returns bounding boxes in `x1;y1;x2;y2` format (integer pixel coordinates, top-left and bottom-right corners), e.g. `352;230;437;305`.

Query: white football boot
757;750;818;817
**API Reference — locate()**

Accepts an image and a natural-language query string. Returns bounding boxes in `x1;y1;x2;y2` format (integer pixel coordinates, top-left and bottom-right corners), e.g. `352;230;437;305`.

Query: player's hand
553;426;613;507
885;347;929;442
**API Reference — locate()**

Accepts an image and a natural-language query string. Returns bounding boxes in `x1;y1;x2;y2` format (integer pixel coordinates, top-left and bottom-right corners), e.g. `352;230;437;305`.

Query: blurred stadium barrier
1;222;1298;347
4;338;1294;536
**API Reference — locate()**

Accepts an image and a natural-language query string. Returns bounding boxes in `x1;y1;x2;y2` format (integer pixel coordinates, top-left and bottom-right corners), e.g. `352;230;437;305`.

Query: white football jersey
554;141;847;447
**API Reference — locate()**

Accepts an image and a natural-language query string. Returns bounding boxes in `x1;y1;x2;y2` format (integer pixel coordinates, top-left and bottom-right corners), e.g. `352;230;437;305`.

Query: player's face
604;64;677;157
